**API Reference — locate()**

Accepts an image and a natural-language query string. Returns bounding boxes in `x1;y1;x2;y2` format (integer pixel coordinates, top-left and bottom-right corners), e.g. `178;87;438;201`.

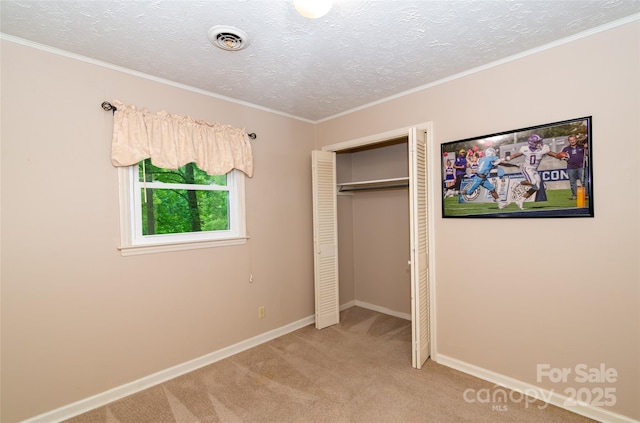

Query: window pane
140;188;230;235
138;159;227;186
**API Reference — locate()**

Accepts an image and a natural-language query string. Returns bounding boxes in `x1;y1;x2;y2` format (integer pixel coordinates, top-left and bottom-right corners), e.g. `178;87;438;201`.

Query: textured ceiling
1;0;639;121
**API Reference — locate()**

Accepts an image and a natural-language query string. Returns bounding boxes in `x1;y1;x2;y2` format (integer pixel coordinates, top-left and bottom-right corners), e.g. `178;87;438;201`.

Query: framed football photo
441;116;593;218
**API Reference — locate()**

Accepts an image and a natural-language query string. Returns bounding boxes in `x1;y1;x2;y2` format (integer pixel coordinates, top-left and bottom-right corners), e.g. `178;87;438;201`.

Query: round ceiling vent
207;26;249;51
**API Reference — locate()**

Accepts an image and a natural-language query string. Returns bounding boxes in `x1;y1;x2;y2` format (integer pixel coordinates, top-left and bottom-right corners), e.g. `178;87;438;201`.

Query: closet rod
339;184;409;193
100;101;257;140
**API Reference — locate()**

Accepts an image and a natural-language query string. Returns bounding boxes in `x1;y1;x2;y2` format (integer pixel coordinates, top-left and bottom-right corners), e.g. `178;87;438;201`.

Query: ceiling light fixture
294;0;333;19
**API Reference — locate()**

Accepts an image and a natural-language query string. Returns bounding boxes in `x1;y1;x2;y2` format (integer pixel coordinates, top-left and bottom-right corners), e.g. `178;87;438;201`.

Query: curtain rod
101;101;257;140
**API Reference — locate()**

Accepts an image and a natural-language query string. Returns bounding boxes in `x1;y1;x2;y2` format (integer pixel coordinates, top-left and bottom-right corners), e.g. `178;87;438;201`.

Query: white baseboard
436;354;638;423
340;299;356;311
341;300;411;321
22;315;316;423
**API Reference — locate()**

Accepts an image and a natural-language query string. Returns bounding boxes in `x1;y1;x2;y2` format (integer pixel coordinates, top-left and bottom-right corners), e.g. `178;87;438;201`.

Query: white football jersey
518;144;550;170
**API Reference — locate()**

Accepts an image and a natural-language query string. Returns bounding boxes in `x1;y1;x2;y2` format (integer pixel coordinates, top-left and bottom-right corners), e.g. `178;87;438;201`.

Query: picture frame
441;116;593;218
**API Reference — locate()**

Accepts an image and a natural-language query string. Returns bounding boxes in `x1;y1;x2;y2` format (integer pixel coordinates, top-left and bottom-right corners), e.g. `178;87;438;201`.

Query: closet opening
335;136;411;321
312;123;434;369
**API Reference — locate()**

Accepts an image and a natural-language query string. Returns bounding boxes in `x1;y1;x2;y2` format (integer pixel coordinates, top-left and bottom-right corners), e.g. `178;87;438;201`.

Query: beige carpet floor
64;307;595;423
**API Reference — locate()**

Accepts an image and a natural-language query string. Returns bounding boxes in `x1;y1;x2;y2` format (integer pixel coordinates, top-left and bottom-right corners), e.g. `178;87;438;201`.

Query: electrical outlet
258;306;265;319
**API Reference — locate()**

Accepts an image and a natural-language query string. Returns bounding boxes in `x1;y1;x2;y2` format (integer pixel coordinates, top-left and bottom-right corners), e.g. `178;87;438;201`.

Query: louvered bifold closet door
409;128;431;369
312;150;339;329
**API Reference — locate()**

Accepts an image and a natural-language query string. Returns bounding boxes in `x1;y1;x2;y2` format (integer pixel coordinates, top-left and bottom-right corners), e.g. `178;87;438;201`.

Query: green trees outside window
138;159;231;236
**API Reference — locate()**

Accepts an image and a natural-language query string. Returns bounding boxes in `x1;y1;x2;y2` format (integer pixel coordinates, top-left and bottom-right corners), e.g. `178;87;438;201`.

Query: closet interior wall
336;138;411;316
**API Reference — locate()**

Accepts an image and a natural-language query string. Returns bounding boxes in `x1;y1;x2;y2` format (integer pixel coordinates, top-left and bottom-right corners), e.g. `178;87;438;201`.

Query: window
118;159;246;256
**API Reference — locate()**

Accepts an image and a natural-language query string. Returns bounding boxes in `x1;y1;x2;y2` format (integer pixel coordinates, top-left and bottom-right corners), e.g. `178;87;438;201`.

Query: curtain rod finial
101;101;117;113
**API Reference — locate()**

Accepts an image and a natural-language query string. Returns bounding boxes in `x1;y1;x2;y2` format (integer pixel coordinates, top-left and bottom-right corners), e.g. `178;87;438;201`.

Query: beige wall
336;142;411;315
336;154;356;306
0;41;315;422
318;21;640;420
2;19;638;423
351;189;410;313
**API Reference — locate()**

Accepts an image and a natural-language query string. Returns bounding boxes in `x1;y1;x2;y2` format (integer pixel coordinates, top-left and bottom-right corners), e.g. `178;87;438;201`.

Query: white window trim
117;165;247;256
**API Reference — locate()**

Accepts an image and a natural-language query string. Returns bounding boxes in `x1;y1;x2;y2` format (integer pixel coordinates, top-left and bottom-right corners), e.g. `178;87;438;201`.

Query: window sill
119;237;248;256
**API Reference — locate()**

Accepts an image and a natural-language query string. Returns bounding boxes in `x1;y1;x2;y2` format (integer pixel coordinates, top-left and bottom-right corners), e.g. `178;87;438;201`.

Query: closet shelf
337;177;409;192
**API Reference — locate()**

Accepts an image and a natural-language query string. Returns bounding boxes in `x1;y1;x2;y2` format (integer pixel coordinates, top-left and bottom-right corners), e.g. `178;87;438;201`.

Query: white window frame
117;164;247;256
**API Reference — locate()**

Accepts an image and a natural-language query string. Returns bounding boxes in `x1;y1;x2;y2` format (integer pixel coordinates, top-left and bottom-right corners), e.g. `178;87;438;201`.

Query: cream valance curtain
110;100;253;177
